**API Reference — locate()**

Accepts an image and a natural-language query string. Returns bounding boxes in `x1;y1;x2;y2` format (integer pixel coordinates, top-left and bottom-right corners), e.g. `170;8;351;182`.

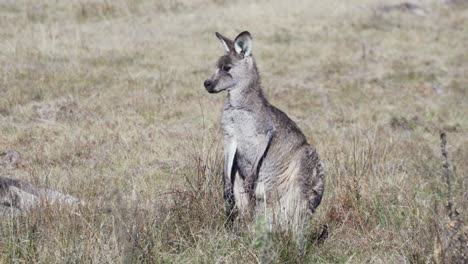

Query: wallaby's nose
204;79;212;89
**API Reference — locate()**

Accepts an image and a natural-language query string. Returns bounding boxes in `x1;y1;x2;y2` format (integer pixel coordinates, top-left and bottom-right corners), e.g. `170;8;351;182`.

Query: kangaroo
204;31;324;238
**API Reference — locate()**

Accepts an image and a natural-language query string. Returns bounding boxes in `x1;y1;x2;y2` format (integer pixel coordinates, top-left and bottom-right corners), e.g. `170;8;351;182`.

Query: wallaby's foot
243;179;257;221
224;191;237;228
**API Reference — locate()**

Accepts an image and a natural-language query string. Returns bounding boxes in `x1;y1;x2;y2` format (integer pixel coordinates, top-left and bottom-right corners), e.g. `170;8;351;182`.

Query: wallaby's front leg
224;139;237;226
244;128;274;219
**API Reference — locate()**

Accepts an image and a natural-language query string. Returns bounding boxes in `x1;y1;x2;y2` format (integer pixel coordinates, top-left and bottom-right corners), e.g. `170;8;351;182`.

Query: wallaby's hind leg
275;146;324;248
233;172;250;222
270;174;311;253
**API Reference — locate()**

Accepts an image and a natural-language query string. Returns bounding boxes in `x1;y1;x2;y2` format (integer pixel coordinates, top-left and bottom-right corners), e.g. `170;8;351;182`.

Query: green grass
0;0;467;263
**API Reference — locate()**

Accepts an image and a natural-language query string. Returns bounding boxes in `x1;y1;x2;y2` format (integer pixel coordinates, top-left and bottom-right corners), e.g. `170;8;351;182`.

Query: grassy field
0;0;467;262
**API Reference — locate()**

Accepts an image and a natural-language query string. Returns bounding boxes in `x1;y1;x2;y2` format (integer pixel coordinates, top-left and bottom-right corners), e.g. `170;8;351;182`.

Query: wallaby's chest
222;109;260;142
222;111;254;178
222;108;270;175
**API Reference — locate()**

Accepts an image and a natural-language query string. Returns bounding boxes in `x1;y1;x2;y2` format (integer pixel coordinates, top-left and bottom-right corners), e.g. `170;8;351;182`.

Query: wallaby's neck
226;63;267;109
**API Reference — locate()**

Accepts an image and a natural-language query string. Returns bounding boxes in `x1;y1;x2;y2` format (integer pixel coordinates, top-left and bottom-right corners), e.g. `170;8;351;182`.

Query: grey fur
204;31;324;237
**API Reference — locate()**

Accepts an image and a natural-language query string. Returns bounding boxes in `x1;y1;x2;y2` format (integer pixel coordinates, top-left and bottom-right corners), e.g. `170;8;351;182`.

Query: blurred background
0;0;466;262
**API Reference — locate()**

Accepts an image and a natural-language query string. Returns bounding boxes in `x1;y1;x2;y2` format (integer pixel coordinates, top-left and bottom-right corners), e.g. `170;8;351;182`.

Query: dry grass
0;0;467;262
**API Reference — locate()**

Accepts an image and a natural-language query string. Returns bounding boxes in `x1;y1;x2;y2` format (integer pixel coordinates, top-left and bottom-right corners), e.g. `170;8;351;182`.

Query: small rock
445;0;468;6
390;115;424;131
0;150;21;169
417;83;444;96
32;97;78;122
378;2;428;16
431;84;444;95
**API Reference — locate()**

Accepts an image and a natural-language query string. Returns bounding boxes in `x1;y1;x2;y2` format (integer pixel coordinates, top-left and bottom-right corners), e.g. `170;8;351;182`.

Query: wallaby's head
204;31;257;93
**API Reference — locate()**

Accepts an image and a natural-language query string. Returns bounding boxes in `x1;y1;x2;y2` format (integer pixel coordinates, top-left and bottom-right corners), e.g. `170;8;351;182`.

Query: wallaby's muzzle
204;79;218;93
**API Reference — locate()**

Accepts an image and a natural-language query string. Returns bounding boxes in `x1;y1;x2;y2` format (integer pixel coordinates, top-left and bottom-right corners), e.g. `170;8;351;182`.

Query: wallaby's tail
316;224;328;245
306;147;324;214
312;159;325;212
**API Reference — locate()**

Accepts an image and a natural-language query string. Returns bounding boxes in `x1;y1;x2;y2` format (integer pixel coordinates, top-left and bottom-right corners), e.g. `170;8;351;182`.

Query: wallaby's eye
222;65;231;72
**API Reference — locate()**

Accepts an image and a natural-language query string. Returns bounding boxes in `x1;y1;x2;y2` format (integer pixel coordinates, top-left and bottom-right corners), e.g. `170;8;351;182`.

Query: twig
440;131;453;218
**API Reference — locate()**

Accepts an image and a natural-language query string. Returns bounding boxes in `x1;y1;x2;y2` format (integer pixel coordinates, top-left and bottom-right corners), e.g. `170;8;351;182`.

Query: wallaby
204;31;324;238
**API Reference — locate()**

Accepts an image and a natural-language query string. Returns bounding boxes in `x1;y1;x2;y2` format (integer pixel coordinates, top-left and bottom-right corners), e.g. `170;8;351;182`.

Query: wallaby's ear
234;31;252;58
215;32;233;53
